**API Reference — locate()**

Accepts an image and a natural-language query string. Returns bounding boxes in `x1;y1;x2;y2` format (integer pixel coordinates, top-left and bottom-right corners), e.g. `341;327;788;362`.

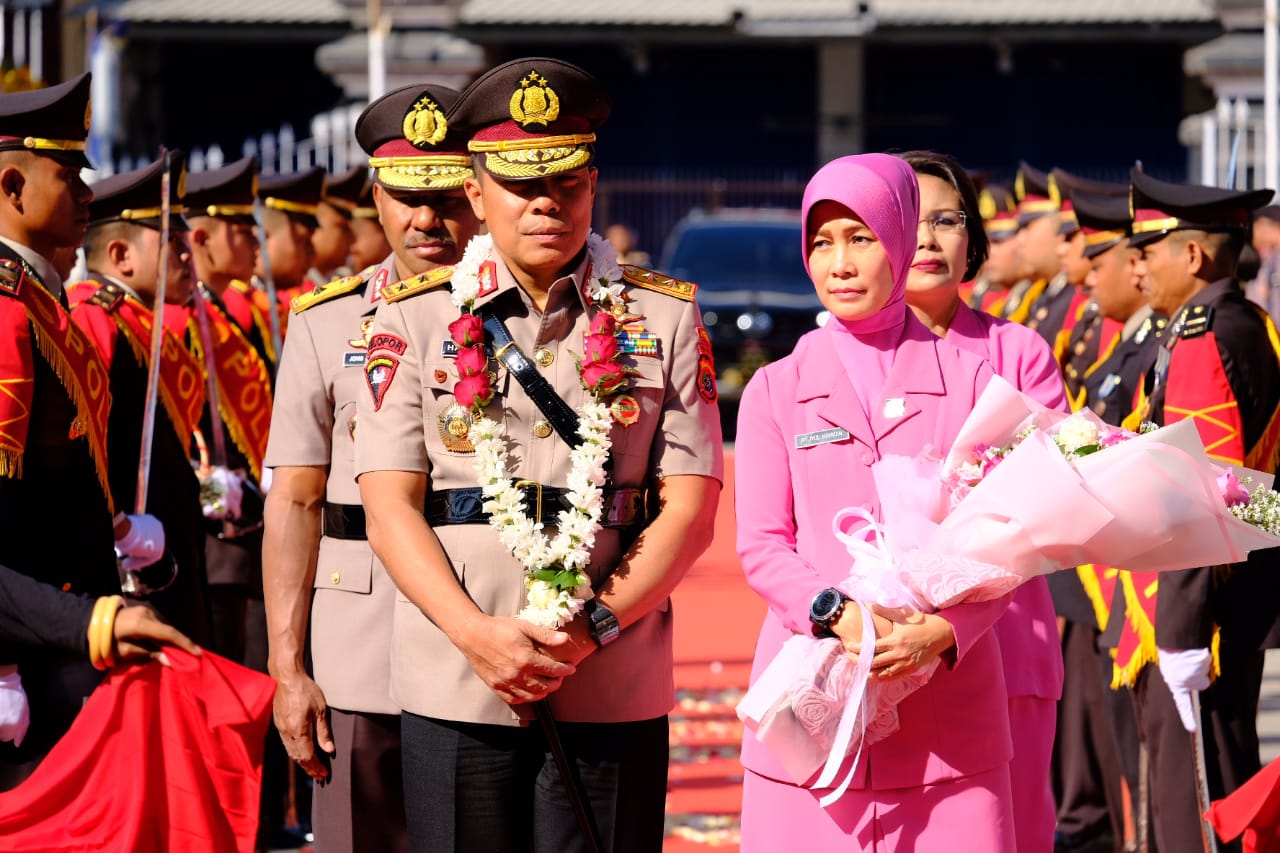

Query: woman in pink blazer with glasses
736;153;1015;851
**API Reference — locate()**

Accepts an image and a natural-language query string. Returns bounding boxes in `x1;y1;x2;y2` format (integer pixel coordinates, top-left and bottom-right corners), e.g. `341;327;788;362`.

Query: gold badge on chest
439;403;476;453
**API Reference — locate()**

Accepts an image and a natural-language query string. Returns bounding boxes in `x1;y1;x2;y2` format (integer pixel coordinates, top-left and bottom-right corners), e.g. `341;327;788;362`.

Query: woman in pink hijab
736;154;1015;850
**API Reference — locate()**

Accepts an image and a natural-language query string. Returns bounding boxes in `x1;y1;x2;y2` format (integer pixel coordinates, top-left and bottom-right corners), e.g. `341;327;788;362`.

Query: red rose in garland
455;374;494;409
455;344;489;378
449;313;484;347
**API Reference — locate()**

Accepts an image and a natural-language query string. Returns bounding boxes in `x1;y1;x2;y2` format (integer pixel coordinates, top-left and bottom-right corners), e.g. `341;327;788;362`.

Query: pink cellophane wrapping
739;376;1280;796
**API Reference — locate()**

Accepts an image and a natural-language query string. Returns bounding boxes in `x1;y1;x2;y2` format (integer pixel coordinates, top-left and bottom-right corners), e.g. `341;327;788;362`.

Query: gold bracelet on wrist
89;596;125;670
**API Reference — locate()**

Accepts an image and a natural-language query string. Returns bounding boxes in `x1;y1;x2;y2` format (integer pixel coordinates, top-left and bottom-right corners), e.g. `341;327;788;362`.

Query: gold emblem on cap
439;404;475;453
403;95;448;149
978;190;996;221
510;70;561;128
533;419;553;439
534;347;554;367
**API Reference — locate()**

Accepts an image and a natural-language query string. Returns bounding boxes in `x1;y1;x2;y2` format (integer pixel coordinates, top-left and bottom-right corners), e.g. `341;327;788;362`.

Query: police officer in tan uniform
262;82;479;853
355;58;723;851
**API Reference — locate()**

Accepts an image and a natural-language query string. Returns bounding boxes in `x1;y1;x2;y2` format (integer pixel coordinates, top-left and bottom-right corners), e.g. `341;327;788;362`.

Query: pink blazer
736;316;1014;791
947;303;1066;701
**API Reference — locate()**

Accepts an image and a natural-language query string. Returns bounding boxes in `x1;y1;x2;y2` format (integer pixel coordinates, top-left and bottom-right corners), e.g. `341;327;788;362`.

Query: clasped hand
456;614;579;705
832;602;956;679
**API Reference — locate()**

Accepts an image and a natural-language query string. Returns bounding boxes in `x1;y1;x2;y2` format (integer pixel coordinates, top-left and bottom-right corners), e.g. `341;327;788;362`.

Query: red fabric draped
0;649;275;852
1207;756;1280;853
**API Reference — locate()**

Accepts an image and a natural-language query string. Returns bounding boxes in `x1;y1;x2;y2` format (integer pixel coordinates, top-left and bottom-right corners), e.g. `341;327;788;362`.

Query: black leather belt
425;485;649;529
323;503;368;540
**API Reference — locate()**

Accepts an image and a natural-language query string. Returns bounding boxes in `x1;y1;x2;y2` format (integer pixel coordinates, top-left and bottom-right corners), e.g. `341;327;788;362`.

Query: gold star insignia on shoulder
620;265;697;302
292;271;367;314
382;265;454;303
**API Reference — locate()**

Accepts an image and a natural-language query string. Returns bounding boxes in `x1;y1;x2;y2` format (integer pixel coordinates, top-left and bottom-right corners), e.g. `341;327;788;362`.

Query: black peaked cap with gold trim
355;83;471;191
1051;169;1126;237
1015;161;1059;225
258;166;324;227
980;184;1018;241
1073;190;1133;259
88;151;189;232
0;72;93;168
185;156;259;224
322;166;366;216
1129;166;1274;249
449;57;610;181
354;175;378;219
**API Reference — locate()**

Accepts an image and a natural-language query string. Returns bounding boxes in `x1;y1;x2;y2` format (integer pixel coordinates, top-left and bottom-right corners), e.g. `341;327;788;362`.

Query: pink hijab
801;153;921;412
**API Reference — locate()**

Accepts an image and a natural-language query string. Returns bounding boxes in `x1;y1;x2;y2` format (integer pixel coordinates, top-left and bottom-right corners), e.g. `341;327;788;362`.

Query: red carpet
665;451;762;850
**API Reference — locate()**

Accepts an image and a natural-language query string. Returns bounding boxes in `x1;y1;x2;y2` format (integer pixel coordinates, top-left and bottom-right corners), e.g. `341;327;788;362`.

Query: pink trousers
740;763;1015;852
1008;695;1057;853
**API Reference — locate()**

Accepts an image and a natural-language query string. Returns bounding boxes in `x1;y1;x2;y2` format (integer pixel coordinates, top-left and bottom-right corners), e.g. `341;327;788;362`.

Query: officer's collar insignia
403;95;449;150
509;70;560;128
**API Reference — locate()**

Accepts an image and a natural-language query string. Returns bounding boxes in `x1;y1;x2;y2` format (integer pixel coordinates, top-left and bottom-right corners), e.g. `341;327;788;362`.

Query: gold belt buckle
513;480;543;521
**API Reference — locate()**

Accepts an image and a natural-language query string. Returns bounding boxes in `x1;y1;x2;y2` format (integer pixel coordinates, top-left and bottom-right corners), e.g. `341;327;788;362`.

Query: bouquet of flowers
739;375;1280;803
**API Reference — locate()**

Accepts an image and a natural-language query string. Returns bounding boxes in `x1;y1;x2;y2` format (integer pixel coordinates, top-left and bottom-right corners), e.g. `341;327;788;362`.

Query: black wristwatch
809;588;849;638
585;599;621;647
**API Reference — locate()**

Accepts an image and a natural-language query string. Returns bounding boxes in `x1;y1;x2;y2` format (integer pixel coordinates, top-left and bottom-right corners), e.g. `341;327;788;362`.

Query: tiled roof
100;0;349;25
458;0;1215;27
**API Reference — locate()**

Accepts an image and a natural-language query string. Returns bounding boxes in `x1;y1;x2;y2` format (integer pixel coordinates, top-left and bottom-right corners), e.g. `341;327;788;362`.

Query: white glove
114;513;166;571
200;466;244;520
1158;647;1212;732
0;665;29;747
258;466;273;495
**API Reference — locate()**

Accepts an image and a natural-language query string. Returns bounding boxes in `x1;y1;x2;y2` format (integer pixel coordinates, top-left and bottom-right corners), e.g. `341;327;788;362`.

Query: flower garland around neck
448;231;633;629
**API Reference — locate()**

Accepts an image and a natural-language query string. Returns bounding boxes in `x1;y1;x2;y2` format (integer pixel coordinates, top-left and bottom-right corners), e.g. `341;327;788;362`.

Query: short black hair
897;150;989;281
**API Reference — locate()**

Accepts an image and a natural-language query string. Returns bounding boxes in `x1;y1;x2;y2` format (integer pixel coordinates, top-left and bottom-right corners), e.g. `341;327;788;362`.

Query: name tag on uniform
441;340;458;359
343;351;366;368
795;427;850;449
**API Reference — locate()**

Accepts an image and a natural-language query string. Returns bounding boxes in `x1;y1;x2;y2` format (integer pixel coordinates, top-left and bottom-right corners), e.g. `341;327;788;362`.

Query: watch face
812;588;842;621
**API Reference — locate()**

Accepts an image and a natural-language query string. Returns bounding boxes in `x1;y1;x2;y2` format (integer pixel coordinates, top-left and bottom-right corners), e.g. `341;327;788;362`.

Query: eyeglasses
920;210;968;234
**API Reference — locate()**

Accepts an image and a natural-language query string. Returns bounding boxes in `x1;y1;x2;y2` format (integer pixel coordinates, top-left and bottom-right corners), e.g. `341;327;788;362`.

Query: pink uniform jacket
736;316;1014;791
946;303;1066;702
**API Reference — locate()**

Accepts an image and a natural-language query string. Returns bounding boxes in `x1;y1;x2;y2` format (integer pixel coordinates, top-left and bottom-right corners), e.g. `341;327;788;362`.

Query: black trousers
1052;620;1138;848
401;711;669;853
1133;650;1265;853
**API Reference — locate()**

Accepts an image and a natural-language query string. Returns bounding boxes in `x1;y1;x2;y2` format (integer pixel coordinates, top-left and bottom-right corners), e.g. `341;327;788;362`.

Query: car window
665;223;813;295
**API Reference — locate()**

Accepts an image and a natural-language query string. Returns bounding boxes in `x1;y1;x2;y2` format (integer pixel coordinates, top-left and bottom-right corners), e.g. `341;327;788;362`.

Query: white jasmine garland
453;233;629;629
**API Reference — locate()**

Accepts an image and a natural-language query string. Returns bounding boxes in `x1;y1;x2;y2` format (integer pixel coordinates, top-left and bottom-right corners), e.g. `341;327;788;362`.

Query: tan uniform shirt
354;254;723;726
264;254;401;715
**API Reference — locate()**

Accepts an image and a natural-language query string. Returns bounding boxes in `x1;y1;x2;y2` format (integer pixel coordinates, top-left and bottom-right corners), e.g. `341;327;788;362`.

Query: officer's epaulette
86;280;125;312
1180;304;1213;339
292;267;374;314
382;265;454;304
621;265;697;302
0;258;25;297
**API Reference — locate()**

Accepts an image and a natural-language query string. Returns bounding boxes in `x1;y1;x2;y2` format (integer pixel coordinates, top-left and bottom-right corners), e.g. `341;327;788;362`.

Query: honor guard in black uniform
67;154;212;645
1050;188;1150;853
0;73;125;788
258;166;323;318
311;165;364;285
1119;168;1280;853
1001;162;1060;323
971;184;1020;312
1029;171;1128;363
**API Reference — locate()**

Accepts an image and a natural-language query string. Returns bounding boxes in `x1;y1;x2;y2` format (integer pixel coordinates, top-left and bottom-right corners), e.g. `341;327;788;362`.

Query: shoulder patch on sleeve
291;268;371;314
0;258;24;297
382;265;454;304
1180;304;1213;339
620;265;698;302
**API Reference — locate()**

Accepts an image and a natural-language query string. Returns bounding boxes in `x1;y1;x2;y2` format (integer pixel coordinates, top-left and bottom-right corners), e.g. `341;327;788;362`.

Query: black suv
659;209;824;438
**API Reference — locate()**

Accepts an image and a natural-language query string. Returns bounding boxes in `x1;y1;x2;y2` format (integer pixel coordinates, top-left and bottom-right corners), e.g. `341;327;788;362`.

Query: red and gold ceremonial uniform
67;276;211;644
